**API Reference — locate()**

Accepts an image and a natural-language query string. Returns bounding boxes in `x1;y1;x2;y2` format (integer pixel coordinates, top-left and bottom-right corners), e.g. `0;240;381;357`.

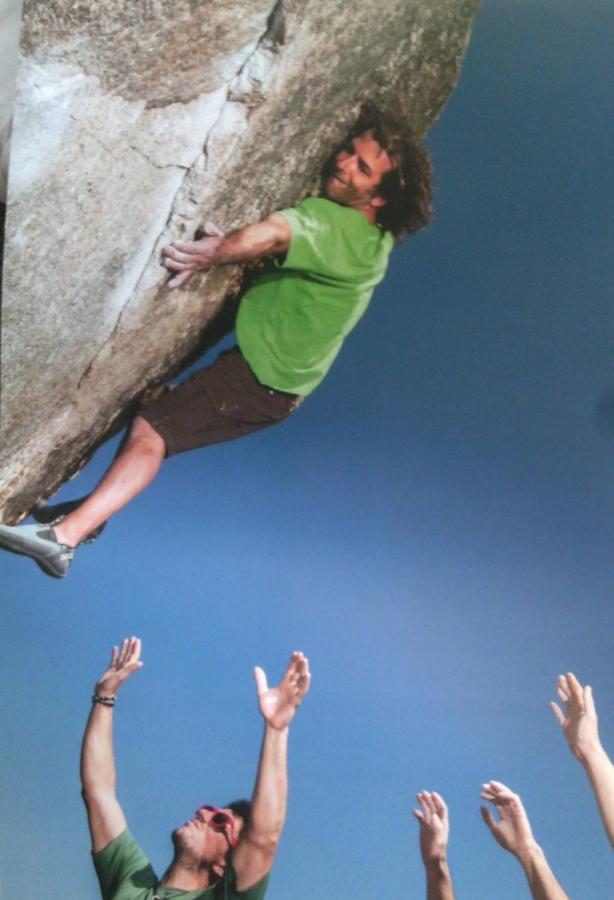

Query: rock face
0;0;23;204
1;0;480;522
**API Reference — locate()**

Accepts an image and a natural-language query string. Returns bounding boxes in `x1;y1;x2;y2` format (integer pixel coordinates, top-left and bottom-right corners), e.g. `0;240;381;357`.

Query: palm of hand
562;706;598;759
258;682;299;730
194;235;222;263
481;783;535;855
96;667;134;696
492;804;532;853
420;818;447;862
255;652;310;731
95;637;142;695
553;675;599;761
414;791;449;864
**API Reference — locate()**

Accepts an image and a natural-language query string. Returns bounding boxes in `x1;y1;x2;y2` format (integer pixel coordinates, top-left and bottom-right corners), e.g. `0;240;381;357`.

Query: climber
82;637;310;899
0;102;433;577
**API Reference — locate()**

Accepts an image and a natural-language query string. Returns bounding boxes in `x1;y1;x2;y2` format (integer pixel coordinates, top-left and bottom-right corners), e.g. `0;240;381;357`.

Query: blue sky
1;1;613;897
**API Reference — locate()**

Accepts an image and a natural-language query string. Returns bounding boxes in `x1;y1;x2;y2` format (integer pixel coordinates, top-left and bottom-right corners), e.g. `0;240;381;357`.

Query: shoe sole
0;528;69;578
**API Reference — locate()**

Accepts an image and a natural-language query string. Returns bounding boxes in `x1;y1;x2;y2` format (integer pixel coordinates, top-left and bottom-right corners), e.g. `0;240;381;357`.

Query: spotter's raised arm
80;637;143;853
232;651;311;890
412;791;455;900
480;781;568;900
551;672;614;850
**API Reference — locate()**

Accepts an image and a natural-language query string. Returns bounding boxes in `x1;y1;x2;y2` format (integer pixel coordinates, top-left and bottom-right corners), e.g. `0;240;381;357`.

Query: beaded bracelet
92;694;116;707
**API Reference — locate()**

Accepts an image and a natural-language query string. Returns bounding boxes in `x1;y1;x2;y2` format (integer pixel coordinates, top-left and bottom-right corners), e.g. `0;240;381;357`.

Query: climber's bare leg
53;416;166;548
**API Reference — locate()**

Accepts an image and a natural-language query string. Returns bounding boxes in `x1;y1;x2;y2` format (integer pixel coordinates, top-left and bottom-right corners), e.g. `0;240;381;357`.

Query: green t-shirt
92;830;269;900
236;197;394;396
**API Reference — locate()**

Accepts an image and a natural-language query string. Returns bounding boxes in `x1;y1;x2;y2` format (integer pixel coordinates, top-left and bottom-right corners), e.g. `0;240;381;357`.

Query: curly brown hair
341;102;433;241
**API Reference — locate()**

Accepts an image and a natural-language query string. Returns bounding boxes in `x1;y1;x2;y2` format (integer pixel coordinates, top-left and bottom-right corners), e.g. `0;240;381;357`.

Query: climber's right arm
162;214;291;288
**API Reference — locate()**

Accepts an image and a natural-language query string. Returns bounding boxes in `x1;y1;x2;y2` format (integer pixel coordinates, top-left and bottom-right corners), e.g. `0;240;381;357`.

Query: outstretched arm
551;672;614;849
162;213;291;289
480;781;568;900
412;791;455;900
80;637;143;852
232;651;311;892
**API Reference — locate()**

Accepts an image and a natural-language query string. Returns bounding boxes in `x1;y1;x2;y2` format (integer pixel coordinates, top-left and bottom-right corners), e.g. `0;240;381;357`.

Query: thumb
168;270;194;290
480;806;496;833
585;685;596;715
550;701;565;726
412;809;424;823
253;666;268;696
203;221;225;237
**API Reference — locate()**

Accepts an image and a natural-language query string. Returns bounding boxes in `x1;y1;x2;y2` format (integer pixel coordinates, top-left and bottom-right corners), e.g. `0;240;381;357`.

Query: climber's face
323;130;394;216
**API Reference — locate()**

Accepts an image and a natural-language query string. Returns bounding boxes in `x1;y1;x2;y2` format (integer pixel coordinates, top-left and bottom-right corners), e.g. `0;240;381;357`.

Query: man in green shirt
0;104;432;577
82;637;310;899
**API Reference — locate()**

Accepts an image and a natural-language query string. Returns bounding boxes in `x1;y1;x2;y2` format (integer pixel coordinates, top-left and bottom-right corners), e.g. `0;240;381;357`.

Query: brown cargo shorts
139;346;303;457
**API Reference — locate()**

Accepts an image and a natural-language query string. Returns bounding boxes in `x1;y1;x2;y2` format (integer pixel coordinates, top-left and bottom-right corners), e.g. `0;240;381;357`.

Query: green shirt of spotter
236;197;394;396
93;830;269;900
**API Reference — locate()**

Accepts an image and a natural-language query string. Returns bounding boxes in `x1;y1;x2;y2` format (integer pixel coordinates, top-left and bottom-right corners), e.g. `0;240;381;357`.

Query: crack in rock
79;0;286;391
127;142;189;172
69;114;189;172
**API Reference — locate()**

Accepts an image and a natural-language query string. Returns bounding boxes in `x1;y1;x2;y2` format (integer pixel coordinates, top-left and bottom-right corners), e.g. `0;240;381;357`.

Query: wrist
92;693;116;708
424;856;449;875
264;720;290;735
94;683;117;698
94;689;116;697
577;739;606;766
514;841;544;867
425;857;451;890
207;236;227;265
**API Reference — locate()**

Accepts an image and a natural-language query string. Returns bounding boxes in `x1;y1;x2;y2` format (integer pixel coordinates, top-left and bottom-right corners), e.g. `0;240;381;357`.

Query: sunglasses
195;805;238;847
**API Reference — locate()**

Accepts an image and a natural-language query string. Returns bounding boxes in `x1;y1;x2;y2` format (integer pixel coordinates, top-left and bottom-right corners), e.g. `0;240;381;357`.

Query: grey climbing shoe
31;497;107;544
0;522;74;578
